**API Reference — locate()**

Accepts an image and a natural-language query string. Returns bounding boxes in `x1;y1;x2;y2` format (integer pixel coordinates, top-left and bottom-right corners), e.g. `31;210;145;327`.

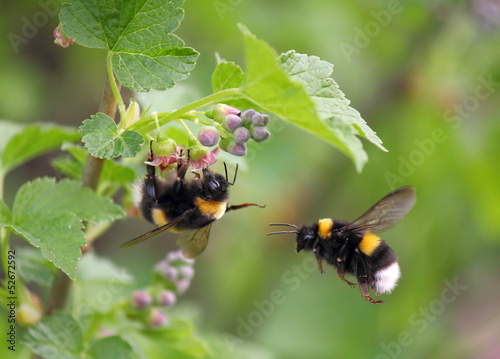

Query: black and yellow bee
120;142;264;258
268;186;416;304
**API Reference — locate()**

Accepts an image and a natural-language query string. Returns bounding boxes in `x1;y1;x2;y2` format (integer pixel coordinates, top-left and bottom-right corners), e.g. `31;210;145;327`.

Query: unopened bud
251;126;270;143
150;309;168;327
132;290;153;310
233;127;250;144
222;115;243;132
198;126;220;147
158;290;177;307
211;104;241;123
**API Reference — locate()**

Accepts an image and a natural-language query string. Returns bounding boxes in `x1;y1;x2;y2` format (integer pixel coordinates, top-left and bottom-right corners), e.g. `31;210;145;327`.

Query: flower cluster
128;250;195;328
204;104;271;157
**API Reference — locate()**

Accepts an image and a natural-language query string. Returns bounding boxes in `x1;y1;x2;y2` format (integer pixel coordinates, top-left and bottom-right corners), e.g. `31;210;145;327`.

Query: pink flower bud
211;104;241;123
150;309;169;327
251;126;270;143
53;26;75;48
158;290;177;307
132;290;153;310
222;115;243;132
233;127;250;144
176;279;191;294
198;127;220;147
180;265;195;280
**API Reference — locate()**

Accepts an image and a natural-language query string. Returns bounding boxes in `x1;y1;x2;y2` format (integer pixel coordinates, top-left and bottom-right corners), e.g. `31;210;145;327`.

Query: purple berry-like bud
211;104;241;123
176;279;191;294
233;127;250;144
158;290;177;307
251;126;270;143
178;252;195;265
166;251;181;263
164;266;179;282
222;115;243;132
252;113;270;126
227;141;247;157
241;109;256;123
150;309;169;327
198;127;220;147
133;290;153;310
180;265;195;280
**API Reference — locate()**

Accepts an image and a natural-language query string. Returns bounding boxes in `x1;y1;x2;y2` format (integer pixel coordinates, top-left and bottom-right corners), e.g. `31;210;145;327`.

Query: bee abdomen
372;261;401;295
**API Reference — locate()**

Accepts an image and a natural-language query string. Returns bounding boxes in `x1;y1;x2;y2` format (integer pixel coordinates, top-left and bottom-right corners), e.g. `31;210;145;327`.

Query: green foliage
212;62;244;92
80;113;144;159
280;50;387;169
3;178;124;279
0;121;81;174
17;247;57;287
24;312;84;359
59;0;199;92
88;336;139;359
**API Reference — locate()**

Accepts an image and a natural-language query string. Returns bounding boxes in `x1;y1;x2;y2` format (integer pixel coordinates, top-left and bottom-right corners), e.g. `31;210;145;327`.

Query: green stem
129;88;244;134
177;119;197;142
107;52;126;121
0;171;4;201
0;228;11;288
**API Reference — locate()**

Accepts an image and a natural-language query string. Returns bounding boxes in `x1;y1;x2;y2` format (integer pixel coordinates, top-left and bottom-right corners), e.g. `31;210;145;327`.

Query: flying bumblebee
120;141;264;258
268;186;416;304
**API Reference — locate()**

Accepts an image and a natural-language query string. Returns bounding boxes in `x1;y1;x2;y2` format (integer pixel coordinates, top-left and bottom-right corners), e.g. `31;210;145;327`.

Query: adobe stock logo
340;0;410;63
375;277;467;359
385;74;499;190
7;0;61;54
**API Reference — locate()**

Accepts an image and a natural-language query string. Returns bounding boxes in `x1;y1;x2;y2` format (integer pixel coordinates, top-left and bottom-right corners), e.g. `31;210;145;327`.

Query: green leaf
24;312;83;359
236;25;383;171
80;113;144;159
60;0;199;92
0;120;25;170
88;336;139;359
5;178;124;279
0;199;11;225
17;247;57;287
75;253;133;314
212;62;244;92
0;122;80;173
127;319;208;359
280;50;387;150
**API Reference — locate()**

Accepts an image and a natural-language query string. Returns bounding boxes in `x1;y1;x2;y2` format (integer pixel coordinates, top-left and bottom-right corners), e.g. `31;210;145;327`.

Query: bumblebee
268;186;416;304
120;141;264;258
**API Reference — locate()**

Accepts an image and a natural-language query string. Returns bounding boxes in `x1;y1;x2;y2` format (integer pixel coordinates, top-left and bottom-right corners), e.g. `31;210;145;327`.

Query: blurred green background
2;0;500;358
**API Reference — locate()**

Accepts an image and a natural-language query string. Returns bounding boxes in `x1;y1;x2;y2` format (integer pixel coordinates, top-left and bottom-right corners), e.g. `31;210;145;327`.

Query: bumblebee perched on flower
121;141;264;258
268;186;416;304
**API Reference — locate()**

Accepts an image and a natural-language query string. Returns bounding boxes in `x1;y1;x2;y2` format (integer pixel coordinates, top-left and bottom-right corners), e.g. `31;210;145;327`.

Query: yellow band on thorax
318;218;334;240
195;197;227;220
359;232;382;256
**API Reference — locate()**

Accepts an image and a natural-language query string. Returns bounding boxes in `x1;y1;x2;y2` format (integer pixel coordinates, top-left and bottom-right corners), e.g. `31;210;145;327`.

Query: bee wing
119;212;189;248
176;224;212;259
342;186;416;236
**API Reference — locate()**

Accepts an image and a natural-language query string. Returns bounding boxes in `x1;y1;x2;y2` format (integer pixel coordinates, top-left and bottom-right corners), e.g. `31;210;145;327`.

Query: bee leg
145;144;158;201
356;256;385;304
192;172;202;190
173;161;190;193
226;203;266;212
313;249;324;274
336;261;357;288
358;278;385;304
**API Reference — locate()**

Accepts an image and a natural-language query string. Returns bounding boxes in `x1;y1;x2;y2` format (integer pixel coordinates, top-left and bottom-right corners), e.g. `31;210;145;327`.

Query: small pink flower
147;145;185;172
189;147;219;171
53;26;75;48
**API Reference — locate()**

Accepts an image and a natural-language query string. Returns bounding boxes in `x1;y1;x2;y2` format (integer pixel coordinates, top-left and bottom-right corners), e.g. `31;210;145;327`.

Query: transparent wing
119;212;189;248
342;186;416;236
176;224;212;259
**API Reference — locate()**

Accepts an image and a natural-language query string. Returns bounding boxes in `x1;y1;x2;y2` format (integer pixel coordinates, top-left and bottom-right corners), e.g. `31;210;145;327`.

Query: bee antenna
225;163;238;186
269;223;299;230
267;231;299;236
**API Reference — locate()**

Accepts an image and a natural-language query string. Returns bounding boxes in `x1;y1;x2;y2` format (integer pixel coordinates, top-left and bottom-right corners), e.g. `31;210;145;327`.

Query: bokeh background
1;0;500;358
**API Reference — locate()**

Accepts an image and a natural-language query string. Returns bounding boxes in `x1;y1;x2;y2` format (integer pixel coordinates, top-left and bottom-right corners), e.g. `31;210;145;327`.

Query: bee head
202;167;228;200
268;223;312;252
295;226;316;253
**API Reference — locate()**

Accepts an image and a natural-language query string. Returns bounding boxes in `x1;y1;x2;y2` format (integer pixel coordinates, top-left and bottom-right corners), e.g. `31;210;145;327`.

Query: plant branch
47;74;121;315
